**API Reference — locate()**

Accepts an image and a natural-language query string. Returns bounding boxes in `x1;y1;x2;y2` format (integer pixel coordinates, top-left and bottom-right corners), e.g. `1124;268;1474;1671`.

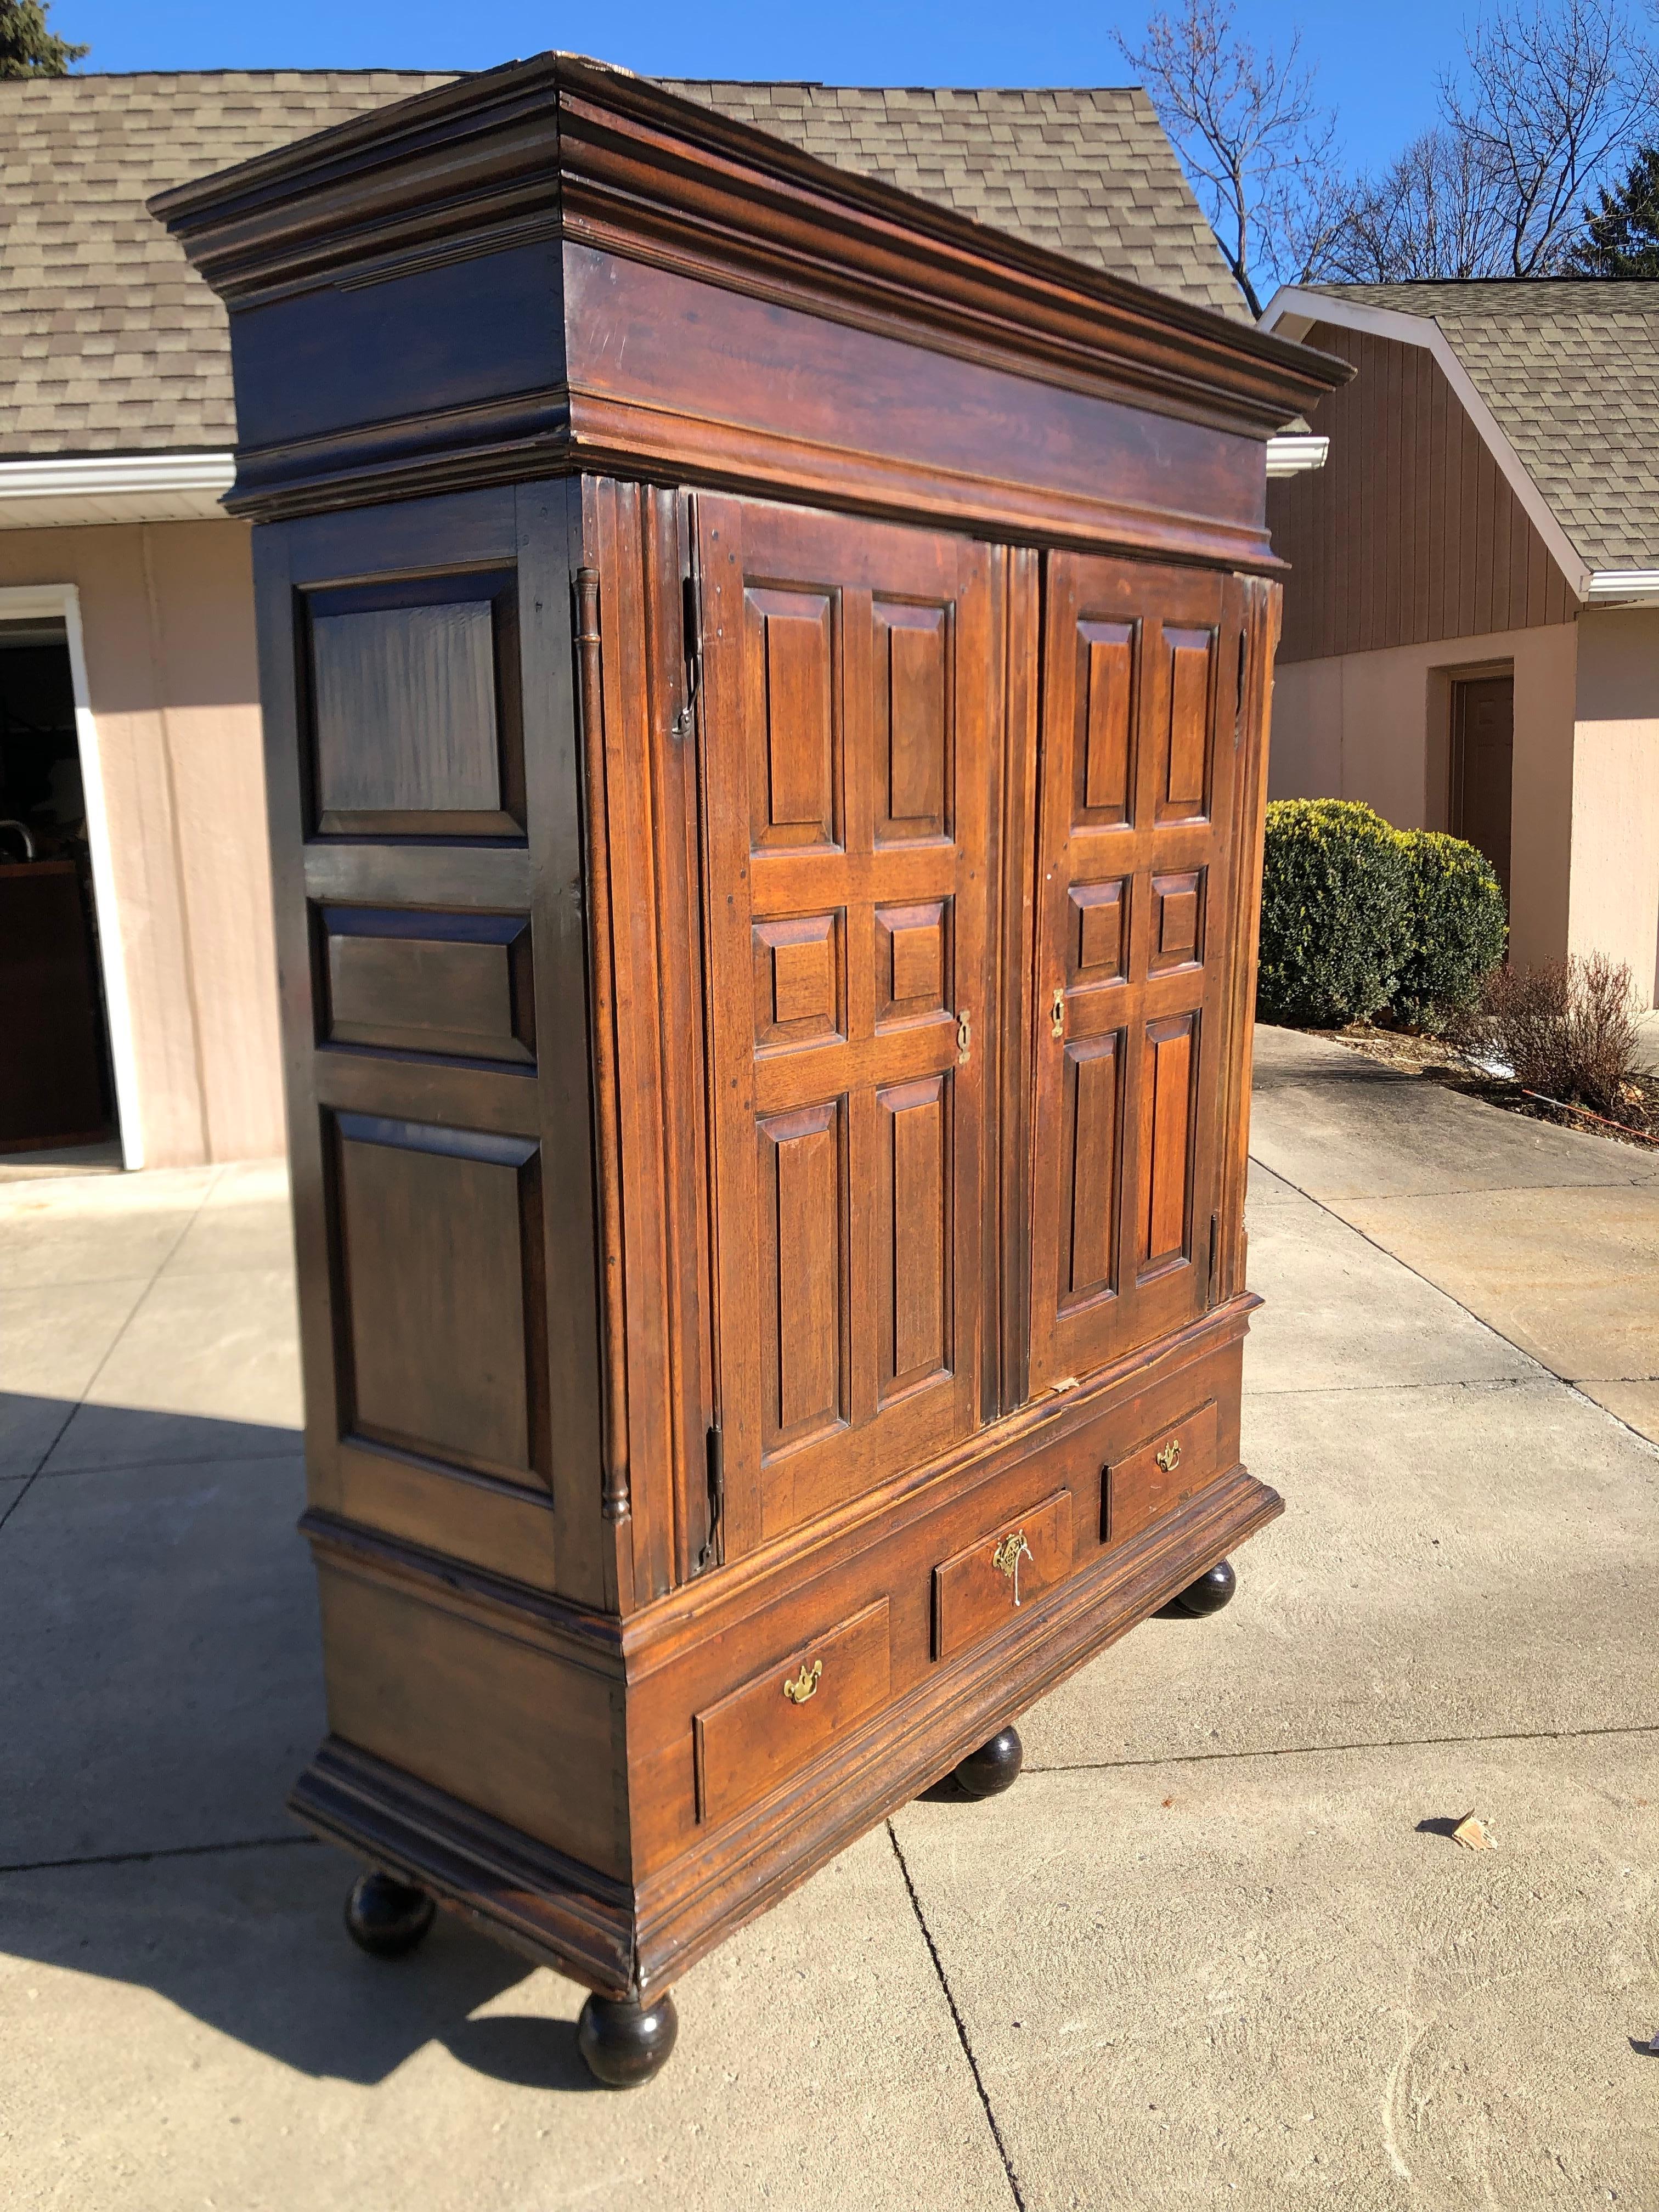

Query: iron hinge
673;572;701;740
695;1422;724;1574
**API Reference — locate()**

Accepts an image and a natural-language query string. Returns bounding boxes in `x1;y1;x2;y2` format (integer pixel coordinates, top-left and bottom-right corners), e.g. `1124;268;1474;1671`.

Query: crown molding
154;54;1350;453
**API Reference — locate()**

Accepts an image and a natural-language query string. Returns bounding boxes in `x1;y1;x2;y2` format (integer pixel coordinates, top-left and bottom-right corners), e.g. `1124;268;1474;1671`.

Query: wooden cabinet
155;55;1343;2081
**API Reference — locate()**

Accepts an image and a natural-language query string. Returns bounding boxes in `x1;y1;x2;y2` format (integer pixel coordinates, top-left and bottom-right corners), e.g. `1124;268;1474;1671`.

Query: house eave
1584;569;1659;605
1259;286;1595;603
0;451;236;529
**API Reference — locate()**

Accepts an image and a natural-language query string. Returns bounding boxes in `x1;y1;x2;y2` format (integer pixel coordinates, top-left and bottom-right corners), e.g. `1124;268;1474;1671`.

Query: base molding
289;1463;1280;2000
289;1740;637;1993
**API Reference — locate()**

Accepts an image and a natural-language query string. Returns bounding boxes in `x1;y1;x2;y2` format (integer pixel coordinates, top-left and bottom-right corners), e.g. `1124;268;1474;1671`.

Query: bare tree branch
1115;0;1340;313
1444;0;1659;272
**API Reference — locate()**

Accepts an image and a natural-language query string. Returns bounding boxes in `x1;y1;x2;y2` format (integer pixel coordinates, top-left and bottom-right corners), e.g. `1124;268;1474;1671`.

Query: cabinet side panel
251;487;612;1606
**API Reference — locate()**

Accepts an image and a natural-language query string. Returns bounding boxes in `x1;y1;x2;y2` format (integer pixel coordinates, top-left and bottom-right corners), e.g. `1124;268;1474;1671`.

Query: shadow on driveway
0;1391;597;2091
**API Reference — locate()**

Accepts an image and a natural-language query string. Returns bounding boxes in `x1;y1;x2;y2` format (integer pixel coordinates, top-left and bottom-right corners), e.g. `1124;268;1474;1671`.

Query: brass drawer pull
992;1528;1033;1605
782;1659;822;1705
1155;1438;1182;1475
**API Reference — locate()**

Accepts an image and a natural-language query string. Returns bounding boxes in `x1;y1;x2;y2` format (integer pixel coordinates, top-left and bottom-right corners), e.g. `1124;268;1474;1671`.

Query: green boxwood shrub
1256;799;1508;1030
1256;799;1413;1026
1393;831;1508;1031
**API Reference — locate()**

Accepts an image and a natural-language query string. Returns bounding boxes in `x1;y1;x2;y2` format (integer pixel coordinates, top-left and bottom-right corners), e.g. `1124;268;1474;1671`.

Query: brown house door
1451;674;1514;903
1027;551;1244;1395
697;495;996;1552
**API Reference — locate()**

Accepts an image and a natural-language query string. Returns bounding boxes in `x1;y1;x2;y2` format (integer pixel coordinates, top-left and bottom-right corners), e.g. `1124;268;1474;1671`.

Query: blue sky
58;1;1455;181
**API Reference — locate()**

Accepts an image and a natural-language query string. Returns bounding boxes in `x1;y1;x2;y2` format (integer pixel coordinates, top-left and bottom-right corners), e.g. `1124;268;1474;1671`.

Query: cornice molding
155;54;1349;455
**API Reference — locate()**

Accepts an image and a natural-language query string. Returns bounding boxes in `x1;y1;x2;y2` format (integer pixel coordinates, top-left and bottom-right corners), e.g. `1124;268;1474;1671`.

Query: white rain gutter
1583;570;1659;604
1265;432;1329;477
0;451;235;528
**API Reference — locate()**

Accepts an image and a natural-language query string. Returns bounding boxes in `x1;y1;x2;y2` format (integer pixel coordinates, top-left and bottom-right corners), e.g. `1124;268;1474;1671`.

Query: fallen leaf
1452;1813;1497;1851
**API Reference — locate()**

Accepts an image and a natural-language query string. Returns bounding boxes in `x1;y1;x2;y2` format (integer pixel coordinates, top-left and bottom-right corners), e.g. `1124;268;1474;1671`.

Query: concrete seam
885;1819;1027;2212
0;1833;318;1878
1024;1717;1659;1775
25;1448;302;1485
1251;1149;1659;1459
0;1177;221;1529
139;522;213;1163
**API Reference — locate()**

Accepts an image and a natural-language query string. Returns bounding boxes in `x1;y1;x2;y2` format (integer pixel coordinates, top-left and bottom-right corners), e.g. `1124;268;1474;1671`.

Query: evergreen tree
1572;143;1659;274
0;1;88;77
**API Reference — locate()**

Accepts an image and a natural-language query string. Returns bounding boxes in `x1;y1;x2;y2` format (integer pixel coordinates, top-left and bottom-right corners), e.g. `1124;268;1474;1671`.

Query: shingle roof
661;82;1248;320
0;69;1245;461
0;72;457;457
1305;280;1659;572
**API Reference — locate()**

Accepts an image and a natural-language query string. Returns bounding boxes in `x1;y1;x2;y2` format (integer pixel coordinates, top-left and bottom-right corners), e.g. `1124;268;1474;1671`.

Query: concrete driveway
3;1032;1655;2209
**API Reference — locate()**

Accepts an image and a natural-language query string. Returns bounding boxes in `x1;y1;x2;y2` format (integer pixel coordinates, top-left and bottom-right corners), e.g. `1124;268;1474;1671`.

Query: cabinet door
1028;552;1244;1394
698;496;995;1550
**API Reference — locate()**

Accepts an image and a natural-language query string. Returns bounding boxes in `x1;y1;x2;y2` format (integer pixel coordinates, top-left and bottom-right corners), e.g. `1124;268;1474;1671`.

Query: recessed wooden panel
746;586;838;851
1069;879;1128;985
874;899;949;1025
932;1489;1073;1662
753;912;842;1051
874;599;948;839
333;1112;547;1486
1148;871;1204;977
1074;619;1136;826
694;1598;890;1829
1157;628;1215;823
1139;1016;1195;1273
1062;1033;1121;1307
700;495;993;1547
758;1098;847;1452
320;907;534;1064
307;569;523;837
877;1075;950;1400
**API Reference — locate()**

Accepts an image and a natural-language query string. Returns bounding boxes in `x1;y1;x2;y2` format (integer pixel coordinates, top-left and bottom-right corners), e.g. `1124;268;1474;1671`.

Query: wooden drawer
1102;1398;1218;1547
932;1488;1073;1662
693;1598;890;1829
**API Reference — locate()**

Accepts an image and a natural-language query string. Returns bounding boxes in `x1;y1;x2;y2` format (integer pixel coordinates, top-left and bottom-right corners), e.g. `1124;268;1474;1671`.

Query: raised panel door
698;496;995;1548
1028;552;1244;1395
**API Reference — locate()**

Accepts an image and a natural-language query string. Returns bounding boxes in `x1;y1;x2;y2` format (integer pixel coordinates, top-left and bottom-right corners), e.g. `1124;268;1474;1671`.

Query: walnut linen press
154;57;1344;2085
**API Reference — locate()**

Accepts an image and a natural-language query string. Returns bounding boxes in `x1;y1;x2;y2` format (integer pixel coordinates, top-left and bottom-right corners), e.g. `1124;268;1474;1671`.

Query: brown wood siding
1269;322;1577;663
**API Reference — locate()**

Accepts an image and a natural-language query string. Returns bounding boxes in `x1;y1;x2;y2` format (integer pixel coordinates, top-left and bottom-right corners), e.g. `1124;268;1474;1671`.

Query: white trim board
0;452;234;531
0;583;144;1167
1260;286;1594;601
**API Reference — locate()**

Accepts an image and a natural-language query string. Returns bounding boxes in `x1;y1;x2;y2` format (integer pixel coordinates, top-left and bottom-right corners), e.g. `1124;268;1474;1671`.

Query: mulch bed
1311;1021;1659;1152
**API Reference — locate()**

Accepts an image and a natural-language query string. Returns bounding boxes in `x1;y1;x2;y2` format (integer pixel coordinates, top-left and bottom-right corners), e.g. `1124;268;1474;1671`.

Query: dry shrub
1468;953;1641;1113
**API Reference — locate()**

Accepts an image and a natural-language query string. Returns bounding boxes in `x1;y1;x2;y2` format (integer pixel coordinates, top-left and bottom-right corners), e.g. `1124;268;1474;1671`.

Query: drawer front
932;1488;1074;1662
1103;1398;1218;1547
694;1598;891;1829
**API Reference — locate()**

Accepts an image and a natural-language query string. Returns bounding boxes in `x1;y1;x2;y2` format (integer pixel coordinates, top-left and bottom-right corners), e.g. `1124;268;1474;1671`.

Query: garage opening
0;618;116;1159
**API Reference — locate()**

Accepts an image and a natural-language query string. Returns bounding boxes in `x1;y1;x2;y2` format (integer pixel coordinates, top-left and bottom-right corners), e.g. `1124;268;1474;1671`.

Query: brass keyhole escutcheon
992;1528;1033;1606
782;1658;822;1705
957;1008;972;1066
1155;1438;1182;1475
1050;987;1065;1040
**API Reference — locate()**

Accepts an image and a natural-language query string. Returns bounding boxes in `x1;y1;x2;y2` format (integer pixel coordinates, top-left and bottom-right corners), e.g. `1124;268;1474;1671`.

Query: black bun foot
344;1869;437;1959
953;1724;1024;1798
577;1989;679;2087
1172;1558;1237;1616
